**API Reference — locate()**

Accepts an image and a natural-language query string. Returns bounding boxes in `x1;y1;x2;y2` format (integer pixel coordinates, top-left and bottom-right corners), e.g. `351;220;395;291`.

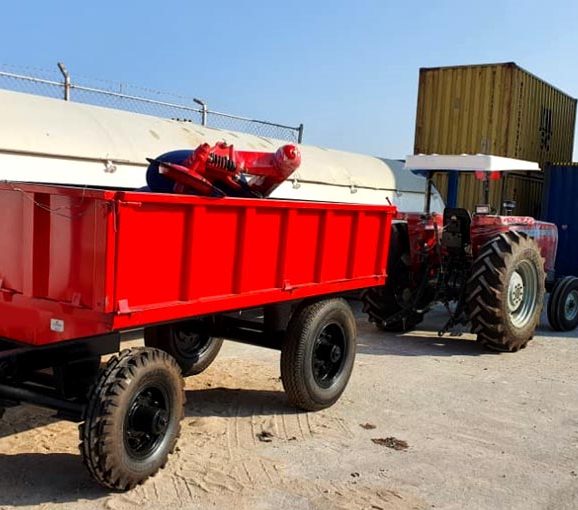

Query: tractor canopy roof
404;154;541;176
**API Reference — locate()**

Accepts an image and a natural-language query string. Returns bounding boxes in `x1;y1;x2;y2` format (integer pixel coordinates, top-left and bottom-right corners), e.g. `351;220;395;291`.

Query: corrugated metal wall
433;172;543;216
416;63;577;215
542;163;578;277
509;66;576;165
416;64;515;156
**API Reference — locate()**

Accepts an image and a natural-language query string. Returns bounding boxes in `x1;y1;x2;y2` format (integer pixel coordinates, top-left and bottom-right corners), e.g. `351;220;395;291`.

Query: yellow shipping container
416;62;576;215
439;173;543;216
415;62;576;166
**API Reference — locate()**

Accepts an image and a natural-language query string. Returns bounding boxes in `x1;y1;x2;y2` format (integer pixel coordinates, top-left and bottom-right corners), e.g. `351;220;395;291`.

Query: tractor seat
443;208;472;250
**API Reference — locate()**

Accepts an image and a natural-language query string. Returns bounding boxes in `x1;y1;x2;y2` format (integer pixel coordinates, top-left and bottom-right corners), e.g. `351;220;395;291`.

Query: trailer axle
0;383;84;421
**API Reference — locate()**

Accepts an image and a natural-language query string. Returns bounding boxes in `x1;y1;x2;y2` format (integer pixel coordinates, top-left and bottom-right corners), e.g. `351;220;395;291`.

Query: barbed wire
0;64;303;143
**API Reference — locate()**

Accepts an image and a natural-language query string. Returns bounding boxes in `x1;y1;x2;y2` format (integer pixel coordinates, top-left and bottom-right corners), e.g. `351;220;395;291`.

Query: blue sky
2;0;577;159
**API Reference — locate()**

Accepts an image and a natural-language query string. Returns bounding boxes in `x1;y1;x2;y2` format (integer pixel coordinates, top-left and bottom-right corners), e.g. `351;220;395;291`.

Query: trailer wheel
281;298;356;411
466;231;545;352
547;276;578;331
144;323;223;376
80;347;184;491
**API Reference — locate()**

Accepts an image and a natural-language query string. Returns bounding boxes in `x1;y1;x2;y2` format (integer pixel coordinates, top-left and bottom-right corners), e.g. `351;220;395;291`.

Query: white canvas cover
0;88;443;211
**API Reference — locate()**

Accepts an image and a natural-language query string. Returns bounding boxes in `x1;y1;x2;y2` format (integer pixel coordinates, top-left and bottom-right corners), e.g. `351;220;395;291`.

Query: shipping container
415;62;576;165
439;172;543;216
542;163;578;277
416;62;576;215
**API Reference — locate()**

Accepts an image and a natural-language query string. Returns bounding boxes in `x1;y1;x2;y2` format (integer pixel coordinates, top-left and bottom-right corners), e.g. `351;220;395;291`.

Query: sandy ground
0;307;577;510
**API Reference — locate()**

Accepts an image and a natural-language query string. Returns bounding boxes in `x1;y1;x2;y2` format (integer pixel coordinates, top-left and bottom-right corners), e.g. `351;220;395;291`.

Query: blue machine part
146;150;193;193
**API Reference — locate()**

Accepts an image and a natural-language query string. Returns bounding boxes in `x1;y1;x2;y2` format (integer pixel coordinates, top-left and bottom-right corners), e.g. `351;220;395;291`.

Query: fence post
297;123;304;143
57;62;71;101
194;98;208;126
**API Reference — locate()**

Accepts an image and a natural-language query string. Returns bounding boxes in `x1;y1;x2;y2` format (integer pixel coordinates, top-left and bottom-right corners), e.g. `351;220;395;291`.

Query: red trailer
0;181;395;490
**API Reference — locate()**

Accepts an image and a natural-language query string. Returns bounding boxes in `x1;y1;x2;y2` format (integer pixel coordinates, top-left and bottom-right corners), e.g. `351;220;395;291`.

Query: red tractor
362;154;563;352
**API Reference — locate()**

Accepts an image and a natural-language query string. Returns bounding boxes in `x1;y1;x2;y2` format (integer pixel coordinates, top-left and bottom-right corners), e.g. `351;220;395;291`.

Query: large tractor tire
80;347;184;490
281;298;356;411
547;276;578;331
466;231;545;352
362;223;424;332
145;322;223;376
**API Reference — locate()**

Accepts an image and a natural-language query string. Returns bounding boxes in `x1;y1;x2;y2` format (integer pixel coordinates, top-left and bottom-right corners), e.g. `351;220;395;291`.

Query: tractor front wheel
362;285;424;332
466;231;545;352
362;223;424;332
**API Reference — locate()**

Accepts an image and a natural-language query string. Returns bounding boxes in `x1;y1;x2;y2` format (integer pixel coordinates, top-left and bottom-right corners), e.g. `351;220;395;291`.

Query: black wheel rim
172;327;212;360
564;289;578;322
124;385;170;459
312;323;347;389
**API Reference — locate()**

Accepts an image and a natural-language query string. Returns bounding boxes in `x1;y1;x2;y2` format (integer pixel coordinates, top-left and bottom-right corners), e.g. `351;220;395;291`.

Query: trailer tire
281;298;356;411
466;231;545;352
80;347;184;491
144;323;223;376
547;276;578;331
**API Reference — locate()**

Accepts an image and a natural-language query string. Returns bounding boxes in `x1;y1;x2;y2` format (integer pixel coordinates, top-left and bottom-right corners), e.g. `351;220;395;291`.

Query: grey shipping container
542;163;578;277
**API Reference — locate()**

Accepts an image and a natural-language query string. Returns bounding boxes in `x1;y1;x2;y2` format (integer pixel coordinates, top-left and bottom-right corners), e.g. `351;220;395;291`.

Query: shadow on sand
184;387;297;418
356;330;489;357
0;452;109;506
0;407;60;440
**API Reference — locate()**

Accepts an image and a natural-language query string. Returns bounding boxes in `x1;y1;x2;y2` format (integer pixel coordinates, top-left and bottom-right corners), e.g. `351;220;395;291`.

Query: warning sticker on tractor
50;319;65;333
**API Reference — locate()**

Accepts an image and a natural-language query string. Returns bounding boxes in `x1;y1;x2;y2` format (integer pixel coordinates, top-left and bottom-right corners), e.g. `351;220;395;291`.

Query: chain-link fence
0;63;304;143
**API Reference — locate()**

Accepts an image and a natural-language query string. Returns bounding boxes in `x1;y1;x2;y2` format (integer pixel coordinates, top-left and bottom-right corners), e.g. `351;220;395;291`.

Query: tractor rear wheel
466;231;545;352
547;276;578;331
145;323;223;376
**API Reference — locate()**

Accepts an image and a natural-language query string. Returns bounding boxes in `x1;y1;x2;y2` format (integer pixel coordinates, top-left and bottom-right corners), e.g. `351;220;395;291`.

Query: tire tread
281;299;356;411
79;347;184;491
466;231;545;352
